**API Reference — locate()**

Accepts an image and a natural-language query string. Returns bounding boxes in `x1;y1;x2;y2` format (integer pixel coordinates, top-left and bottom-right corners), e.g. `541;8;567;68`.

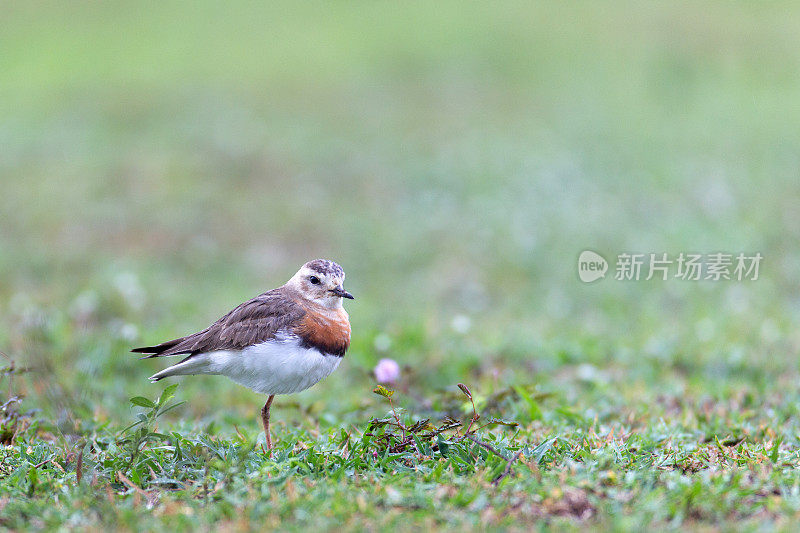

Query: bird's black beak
330;286;354;299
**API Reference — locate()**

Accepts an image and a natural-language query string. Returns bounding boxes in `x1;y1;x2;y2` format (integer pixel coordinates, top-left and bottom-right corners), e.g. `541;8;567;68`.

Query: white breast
160;334;342;395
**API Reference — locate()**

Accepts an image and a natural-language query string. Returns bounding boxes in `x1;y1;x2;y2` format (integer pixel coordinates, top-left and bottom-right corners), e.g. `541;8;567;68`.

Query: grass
6;362;800;530
3;1;800;530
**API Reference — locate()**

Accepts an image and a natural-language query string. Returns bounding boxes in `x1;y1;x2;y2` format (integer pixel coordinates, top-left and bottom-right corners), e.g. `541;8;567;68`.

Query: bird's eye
309;276;321;285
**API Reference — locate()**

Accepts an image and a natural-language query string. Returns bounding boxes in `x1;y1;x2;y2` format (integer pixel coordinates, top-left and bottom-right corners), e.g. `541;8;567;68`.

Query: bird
132;259;354;450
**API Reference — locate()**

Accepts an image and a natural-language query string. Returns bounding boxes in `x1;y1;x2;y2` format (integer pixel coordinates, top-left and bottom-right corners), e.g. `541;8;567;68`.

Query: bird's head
287;259;354;308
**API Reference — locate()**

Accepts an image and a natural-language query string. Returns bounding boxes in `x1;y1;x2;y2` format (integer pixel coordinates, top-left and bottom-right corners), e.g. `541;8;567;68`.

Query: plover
132;259;353;449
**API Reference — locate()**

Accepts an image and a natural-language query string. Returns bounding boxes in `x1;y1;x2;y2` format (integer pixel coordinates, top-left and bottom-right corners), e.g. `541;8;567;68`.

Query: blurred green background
2;1;799;429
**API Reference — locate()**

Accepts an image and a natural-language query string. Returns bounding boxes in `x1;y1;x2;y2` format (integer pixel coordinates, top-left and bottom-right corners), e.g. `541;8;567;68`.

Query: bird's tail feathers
149;354;212;382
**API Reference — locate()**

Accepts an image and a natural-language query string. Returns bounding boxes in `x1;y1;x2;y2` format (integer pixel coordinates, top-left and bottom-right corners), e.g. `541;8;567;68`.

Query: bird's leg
261;395;276;451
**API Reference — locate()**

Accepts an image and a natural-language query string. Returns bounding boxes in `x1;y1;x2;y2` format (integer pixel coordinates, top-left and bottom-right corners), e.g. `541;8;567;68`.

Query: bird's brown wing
132;287;306;358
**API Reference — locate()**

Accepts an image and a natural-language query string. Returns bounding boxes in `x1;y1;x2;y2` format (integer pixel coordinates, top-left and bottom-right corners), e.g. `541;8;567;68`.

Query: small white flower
109;320;139;341
450;314;472;334
373;333;392;352
113;271;145;310
70;290;98;322
374;358;400;384
695;317;715;342
576;363;598;382
120;323;140;342
760;320;779;344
